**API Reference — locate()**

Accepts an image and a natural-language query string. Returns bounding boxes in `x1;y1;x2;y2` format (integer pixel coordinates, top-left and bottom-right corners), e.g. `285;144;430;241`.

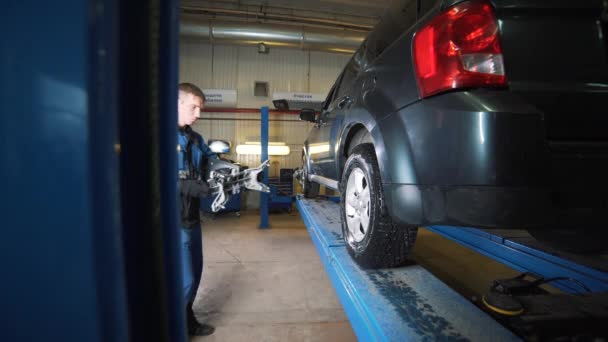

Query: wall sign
202;89;237;108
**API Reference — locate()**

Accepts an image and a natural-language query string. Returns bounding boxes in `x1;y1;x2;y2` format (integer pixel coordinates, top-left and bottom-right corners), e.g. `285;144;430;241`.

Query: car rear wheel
340;144;418;268
302;154;319;198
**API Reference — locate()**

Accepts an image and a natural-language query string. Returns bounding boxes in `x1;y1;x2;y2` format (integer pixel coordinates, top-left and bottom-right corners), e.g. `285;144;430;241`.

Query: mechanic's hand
179;179;210;197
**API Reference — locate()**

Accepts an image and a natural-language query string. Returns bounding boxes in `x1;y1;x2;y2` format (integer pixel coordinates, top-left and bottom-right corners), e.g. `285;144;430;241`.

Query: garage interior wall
179;41;350;174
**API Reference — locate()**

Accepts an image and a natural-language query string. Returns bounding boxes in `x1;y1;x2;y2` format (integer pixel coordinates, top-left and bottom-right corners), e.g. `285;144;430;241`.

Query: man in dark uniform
177;82;217;336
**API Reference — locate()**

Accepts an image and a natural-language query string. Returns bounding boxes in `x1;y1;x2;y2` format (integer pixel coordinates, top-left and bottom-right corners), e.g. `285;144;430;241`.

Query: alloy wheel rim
345;168;371;243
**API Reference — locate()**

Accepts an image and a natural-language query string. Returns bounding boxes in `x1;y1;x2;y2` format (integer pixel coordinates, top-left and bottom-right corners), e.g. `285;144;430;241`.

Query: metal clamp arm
208;159;271;212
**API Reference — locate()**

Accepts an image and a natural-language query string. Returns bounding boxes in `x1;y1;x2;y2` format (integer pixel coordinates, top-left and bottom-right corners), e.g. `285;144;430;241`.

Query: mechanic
177;82;217;336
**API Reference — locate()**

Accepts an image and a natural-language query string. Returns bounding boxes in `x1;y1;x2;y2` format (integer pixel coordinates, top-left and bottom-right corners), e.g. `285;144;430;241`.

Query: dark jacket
177;125;217;228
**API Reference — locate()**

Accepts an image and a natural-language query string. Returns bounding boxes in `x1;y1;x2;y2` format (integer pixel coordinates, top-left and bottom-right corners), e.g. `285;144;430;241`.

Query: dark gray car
300;0;608;268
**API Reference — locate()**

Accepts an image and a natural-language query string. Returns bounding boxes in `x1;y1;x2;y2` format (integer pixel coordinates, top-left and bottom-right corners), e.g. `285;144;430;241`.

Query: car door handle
338;96;352;109
315;111;329;127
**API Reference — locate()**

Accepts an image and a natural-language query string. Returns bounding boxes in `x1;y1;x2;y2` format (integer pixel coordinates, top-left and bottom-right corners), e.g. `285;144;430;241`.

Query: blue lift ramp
425;226;608;294
297;197;519;342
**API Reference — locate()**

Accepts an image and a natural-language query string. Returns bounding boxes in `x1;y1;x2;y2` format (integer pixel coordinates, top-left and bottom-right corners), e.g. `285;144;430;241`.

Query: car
299;0;608;268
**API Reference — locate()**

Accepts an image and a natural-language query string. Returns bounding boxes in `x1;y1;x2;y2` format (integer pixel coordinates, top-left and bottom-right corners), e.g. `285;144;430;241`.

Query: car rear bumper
374;90;550;187
375;90;608;229
383;183;552;229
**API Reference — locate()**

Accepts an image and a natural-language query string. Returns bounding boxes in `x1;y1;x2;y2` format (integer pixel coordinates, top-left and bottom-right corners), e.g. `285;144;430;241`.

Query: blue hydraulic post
260;106;270;228
260;107;269;229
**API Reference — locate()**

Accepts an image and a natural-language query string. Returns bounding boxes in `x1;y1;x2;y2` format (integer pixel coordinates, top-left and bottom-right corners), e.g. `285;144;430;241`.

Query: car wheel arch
338;122;387;181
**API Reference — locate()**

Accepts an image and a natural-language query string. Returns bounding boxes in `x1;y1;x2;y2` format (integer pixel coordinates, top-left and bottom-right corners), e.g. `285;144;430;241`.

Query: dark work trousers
181;223;202;310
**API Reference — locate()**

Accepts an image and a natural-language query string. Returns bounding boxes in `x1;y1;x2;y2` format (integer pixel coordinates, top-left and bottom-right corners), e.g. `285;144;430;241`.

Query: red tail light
413;1;506;98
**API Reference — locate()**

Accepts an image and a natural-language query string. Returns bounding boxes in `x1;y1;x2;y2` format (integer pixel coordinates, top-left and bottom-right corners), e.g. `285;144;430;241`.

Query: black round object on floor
482;292;524;316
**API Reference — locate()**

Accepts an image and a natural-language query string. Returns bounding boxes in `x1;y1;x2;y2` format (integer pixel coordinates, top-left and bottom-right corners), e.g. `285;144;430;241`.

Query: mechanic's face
178;92;204;127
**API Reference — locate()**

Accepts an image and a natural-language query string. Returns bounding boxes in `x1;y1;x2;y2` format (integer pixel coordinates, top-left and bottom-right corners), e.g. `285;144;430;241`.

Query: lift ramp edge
297;196;520;342
426;225;608;294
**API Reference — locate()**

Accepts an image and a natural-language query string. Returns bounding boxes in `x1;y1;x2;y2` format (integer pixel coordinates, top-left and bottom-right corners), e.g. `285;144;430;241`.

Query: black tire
340;144;418;269
302;154;319;198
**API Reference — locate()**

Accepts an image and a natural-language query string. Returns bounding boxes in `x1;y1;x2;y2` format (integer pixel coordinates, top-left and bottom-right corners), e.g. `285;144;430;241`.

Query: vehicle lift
296;196;608;341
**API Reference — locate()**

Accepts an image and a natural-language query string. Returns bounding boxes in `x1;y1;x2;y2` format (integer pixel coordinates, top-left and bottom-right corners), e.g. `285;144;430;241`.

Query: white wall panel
211;45;238;89
236;45;309;108
179;41;213;88
309;51;351;94
179;43;348;172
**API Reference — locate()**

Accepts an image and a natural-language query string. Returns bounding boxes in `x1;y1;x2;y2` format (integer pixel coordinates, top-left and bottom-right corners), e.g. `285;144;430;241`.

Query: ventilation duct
180;16;366;54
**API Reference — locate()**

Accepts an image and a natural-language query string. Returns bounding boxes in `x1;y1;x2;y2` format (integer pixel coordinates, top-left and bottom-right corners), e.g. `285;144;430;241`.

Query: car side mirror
299;108;316;123
208;139;231;154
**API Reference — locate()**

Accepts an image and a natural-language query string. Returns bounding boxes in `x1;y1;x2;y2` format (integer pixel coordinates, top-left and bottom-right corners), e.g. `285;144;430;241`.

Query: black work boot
187;303;215;336
188;321;215;337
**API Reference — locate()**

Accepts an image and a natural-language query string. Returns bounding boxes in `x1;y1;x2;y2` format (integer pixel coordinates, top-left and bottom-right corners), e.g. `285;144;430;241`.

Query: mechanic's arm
178;179;210;197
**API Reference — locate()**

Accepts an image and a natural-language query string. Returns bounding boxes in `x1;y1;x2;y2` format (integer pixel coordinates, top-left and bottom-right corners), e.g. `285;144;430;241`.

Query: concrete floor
191;208;528;341
191;210;356;342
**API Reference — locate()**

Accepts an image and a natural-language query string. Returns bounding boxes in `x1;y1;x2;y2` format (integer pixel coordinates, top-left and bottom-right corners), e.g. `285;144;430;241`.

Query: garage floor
192;210;356;342
192;208;527;341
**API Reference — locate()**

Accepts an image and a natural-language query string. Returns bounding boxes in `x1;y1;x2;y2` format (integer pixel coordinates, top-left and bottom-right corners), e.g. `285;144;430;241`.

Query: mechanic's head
178;82;205;127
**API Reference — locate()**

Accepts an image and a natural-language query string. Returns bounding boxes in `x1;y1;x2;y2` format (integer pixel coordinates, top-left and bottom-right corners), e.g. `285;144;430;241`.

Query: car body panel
303;0;608;231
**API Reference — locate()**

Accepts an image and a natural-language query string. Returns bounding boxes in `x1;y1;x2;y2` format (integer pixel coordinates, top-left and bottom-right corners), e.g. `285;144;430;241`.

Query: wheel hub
345;168;371;243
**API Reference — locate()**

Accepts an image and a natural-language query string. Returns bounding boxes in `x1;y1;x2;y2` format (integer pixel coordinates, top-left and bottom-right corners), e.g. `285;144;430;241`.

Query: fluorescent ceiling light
245;141;286;146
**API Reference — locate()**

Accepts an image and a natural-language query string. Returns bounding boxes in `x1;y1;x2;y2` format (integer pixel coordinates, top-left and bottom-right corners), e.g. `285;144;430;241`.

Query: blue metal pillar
260;106;270;229
0;0;186;341
158;0;187;340
0;1;110;341
117;0;186;340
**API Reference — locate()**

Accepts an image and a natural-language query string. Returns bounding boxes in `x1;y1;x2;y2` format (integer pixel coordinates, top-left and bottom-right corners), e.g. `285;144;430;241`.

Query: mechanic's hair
179;82;206;102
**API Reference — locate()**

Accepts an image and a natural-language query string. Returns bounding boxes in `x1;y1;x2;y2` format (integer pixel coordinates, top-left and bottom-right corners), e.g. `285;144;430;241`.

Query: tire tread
341;143;418;269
